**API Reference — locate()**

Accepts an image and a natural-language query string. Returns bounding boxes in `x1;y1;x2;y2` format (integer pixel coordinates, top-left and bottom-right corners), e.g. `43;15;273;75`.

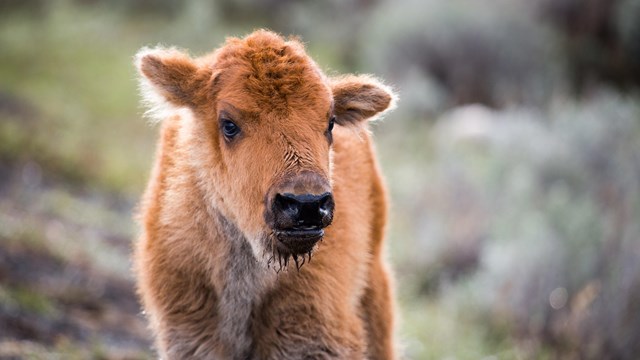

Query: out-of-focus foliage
541;0;640;91
389;94;640;358
363;0;640;117
364;0;560;113
1;0;639;359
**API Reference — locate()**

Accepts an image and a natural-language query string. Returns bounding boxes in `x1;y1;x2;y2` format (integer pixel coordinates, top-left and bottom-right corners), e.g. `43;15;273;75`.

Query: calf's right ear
331;74;397;126
135;47;209;121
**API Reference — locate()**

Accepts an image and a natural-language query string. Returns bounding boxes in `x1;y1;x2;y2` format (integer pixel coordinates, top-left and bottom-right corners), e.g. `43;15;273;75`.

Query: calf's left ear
330;75;397;125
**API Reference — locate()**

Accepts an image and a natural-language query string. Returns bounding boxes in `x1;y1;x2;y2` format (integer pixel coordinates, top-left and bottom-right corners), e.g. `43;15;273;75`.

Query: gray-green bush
393;93;640;358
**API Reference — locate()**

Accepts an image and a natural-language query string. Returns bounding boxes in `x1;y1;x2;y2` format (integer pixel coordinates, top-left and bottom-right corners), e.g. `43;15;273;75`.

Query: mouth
274;227;324;255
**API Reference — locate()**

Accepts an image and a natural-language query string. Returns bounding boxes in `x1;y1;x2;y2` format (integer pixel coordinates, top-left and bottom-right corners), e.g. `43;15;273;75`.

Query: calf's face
136;31;394;267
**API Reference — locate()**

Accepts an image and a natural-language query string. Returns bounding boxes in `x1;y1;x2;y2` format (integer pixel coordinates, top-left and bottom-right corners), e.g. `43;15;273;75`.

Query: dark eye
328;115;336;132
221;119;240;140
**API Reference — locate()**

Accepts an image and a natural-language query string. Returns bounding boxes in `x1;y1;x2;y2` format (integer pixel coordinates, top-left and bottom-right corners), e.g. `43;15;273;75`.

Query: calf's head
136;30;395;267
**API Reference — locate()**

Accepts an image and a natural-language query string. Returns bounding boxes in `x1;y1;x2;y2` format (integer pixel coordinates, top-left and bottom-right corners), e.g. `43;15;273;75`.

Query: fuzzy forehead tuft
214;30;329;109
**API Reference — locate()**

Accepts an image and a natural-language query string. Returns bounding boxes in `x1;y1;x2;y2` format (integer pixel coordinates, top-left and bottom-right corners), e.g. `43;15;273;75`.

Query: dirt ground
0;159;153;359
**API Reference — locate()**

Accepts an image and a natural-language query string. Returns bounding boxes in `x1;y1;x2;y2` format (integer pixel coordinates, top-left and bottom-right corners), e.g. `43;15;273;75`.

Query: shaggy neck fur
209;211;275;358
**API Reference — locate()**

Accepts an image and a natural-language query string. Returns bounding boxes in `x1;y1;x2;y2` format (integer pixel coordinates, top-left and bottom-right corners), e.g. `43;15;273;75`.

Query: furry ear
330;75;397;125
135;47;207;121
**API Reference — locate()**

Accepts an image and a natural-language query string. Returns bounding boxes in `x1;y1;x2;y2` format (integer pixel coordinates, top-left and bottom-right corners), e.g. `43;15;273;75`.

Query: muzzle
265;171;334;255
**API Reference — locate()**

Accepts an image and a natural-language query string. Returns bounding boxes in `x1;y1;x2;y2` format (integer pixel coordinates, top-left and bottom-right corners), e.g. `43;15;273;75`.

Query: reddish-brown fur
134;30;397;359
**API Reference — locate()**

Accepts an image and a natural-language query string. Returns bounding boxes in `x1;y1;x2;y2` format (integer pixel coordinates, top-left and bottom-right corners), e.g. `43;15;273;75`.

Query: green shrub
395;93;640;358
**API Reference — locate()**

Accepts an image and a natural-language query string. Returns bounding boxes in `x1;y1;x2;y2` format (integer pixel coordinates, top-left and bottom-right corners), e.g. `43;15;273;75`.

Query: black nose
273;192;334;230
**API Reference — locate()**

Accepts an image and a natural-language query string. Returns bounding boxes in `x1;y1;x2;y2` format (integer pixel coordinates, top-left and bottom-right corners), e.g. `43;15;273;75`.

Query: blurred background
1;0;639;358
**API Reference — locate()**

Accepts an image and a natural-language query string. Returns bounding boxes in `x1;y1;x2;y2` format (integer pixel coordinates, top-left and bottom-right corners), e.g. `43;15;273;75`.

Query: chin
262;230;323;272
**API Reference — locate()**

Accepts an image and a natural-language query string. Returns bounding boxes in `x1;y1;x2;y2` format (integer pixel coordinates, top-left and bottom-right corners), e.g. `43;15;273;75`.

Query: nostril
274;193;304;229
318;193;334;212
275;193;296;208
318;193;334;220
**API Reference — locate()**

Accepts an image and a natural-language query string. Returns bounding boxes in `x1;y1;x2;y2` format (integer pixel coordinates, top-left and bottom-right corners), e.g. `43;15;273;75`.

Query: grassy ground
0;163;152;359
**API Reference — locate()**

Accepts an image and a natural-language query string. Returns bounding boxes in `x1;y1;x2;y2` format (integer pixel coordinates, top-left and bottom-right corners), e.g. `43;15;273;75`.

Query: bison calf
134;30;397;359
